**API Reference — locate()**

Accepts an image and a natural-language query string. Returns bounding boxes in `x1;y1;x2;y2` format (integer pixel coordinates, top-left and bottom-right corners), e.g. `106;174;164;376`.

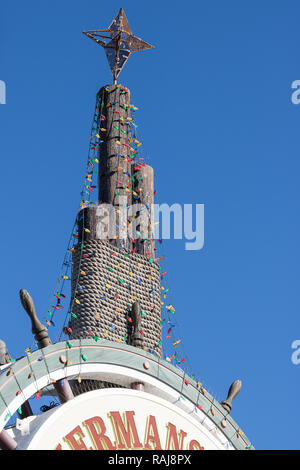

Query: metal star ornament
83;8;154;83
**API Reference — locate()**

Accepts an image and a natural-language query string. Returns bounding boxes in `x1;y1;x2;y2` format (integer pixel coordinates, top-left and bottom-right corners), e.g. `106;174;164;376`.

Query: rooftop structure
0;9;253;451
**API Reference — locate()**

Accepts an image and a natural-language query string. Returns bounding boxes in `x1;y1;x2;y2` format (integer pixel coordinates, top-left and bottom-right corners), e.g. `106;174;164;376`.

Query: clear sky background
1;0;300;451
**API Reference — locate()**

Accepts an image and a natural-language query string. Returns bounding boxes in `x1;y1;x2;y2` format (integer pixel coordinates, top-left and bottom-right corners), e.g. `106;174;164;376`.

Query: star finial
83;8;154;83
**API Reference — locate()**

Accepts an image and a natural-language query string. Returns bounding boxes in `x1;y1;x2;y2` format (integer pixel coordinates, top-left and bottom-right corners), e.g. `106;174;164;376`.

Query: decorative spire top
221;380;242;413
83;8;154;83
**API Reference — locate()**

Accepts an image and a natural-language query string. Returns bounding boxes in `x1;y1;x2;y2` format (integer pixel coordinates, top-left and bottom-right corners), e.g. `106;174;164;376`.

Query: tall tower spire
67;10;160;395
0;10;253;453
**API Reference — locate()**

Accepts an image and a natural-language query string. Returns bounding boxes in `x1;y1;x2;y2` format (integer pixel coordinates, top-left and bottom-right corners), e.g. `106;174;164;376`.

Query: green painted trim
0;339;254;450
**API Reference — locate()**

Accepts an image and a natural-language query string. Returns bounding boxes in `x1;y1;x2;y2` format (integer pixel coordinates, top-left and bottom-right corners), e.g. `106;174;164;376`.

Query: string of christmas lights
22;85;207;394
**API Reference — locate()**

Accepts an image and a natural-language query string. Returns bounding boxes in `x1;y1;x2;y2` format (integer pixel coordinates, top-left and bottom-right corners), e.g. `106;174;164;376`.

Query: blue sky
1;0;300;450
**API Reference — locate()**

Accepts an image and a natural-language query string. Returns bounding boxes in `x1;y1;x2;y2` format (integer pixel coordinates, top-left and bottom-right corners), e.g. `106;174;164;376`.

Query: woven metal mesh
67;239;161;395
70;379;125;397
68;239;162;355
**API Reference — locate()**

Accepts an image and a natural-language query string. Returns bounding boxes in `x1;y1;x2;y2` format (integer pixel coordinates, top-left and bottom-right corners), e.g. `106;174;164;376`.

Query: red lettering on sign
144;415;162;450
108;411;143;449
64;425;88;450
83;416;116;450
165;422;187;450
189;439;205;450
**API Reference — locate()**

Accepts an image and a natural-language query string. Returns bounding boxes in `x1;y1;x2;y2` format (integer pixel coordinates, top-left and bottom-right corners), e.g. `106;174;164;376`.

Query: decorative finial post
0;339;24;449
221;380;242;413
19;289;74;404
0;339;33;420
19;289;51;349
0;430;17;450
0;339;11;365
83;8;154;83
130;301;143;349
129;301;145;392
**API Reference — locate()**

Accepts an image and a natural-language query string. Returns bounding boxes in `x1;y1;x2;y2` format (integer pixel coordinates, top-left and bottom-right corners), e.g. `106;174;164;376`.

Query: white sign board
22;389;226;450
